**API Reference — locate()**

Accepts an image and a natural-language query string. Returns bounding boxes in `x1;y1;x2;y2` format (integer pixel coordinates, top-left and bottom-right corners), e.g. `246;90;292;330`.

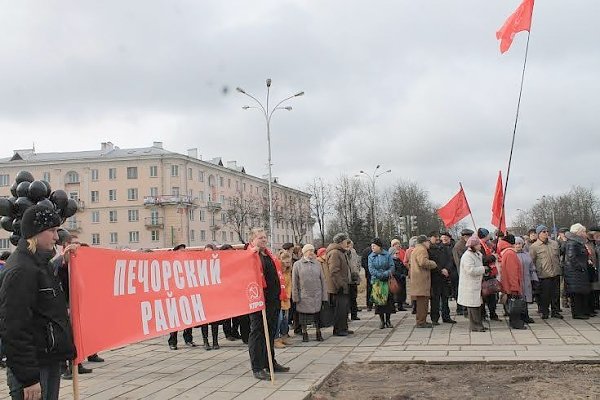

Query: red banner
69;248;264;364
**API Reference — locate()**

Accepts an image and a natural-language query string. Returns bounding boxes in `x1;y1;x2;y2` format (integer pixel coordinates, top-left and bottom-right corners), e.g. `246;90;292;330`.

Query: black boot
385;314;393;328
316;329;323;342
379;314;385;329
302;326;309;342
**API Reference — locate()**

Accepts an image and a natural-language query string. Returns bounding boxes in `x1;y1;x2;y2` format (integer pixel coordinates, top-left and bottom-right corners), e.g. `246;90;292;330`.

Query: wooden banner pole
261;308;275;384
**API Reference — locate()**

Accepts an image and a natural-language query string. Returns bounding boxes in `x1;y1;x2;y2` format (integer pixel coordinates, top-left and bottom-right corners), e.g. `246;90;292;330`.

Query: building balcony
143;195;194;207
206;201;222;211
65;221;82;233
76;200;85;211
209;224;221;231
144;217;164;229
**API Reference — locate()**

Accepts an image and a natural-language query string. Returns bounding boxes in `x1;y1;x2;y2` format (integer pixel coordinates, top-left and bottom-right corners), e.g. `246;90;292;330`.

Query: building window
0;238;9;249
109;190;117;201
200;210;206;221
91;191;99;203
199;191;205;201
109;210;118;223
150;187;158;197
219;177;224;187
171;165;179;177
109;168;117;180
66;171;79;184
43;172;51;183
127;167;138;179
198;171;204;182
91;211;100;223
128;209;139;222
230;232;234;242
150;166;158;177
127;188;138;201
0;174;10;187
150;210;159;222
243;183;246;191
110;233;118;244
211;231;216;241
92;234;100;245
221;212;226;222
189;209;195;221
220;195;225;203
172;187;180;197
91;169;98;181
69;192;79;201
188;168;193;180
200;230;206;240
129;231;140;243
221;232;227;242
151;230;160;241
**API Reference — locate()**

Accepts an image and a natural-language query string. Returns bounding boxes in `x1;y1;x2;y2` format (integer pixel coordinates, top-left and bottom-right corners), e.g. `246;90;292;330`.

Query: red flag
437;187;471;228
496;0;535;53
491;171;507;233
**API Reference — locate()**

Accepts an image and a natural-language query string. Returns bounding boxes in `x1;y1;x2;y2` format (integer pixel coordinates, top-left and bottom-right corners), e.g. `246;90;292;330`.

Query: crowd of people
1;203;600;398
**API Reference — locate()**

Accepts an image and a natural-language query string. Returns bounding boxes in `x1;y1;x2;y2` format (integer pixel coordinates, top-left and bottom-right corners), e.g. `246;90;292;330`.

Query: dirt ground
311;362;600;400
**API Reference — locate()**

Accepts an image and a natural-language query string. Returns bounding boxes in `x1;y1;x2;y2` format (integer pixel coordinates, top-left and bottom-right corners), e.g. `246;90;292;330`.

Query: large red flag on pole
491;171;507;233
438;186;471;228
496;0;535;53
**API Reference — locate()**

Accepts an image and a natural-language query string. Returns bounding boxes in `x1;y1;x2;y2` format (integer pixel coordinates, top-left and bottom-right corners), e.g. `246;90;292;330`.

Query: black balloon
12;219;21;234
0;198;11;217
7;197;17;217
50;190;68;210
16;181;31;198
62;199;78;218
10;182;17;197
37;198;55;209
15;171;35;184
14;197;34;215
9;234;20;246
41;180;52;198
28;180;47;202
0;216;13;232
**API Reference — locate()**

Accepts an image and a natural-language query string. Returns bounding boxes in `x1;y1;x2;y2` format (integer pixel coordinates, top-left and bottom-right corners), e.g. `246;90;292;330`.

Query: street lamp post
356;165;391;237
237;80;304;249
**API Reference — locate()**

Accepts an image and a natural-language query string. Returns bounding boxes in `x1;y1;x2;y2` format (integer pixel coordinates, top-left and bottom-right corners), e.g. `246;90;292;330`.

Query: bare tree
225;190;259;242
306;177;332;247
388;180;441;235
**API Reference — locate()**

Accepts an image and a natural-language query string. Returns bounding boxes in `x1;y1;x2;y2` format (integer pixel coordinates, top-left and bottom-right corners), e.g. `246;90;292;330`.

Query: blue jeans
277;309;290;338
7;362;61;400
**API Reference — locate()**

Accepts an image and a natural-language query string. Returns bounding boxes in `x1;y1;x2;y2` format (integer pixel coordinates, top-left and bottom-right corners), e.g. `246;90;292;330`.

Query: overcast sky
0;0;598;229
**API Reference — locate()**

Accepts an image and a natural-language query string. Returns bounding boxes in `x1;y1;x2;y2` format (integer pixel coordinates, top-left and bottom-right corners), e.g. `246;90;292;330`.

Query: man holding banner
247;228;290;380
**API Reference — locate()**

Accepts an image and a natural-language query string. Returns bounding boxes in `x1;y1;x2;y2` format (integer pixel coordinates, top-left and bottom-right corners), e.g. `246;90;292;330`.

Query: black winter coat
563;233;592;295
0;239;76;387
428;243;453;284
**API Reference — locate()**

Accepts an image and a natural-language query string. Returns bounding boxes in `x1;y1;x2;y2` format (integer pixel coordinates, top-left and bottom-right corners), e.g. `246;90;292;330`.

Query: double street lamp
356;165;391;237
236;79;304;249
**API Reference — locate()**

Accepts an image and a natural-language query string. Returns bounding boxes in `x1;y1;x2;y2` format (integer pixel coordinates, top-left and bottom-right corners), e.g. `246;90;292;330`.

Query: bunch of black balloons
0;170;77;245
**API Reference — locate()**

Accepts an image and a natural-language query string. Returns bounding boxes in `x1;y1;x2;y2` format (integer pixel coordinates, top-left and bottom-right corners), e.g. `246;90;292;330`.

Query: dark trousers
430;282;450;322
349;284;359;317
8;362;61;400
248;306;279;373
539;276;561;316
570;293;589;317
201;323;219;342
168;328;193;346
365;269;373;308
481;293;498;318
467;306;484;331
332;293;349;333
236;315;250;343
394;279;407;307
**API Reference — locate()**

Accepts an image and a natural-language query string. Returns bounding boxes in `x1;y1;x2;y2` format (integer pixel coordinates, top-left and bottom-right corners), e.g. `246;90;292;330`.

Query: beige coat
409;244;437;298
529;239;561;279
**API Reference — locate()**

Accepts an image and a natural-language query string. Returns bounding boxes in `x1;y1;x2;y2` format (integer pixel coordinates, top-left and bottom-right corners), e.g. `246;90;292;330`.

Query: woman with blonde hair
274;250;293;348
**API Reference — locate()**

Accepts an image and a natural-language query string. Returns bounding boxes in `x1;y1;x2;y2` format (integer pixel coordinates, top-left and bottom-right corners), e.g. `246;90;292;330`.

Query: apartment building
0;142;313;251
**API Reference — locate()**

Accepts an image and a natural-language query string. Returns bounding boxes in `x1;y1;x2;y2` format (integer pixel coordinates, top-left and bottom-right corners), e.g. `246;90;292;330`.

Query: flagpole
460;183;477;230
500;30;532;233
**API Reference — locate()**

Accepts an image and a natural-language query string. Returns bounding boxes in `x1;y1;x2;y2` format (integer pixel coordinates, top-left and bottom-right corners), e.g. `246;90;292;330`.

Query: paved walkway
2;303;600;399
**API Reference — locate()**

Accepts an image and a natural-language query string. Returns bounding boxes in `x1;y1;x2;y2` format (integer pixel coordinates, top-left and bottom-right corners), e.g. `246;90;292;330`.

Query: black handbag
319;302;334;328
507;296;526;316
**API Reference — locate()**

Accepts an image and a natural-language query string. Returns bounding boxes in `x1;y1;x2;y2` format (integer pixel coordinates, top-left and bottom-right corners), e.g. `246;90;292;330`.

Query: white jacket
457;250;485;307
